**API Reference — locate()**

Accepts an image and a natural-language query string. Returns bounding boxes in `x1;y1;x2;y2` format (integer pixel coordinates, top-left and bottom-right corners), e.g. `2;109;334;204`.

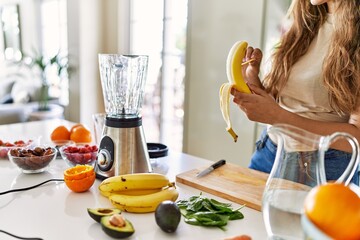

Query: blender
95;54;152;179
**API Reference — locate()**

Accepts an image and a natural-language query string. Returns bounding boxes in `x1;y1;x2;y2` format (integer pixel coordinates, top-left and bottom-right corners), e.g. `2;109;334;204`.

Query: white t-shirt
279;14;348;123
269;14;348;151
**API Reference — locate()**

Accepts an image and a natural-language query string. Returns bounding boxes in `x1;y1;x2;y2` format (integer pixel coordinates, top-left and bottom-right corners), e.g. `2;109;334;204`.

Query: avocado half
87;208;122;223
101;215;135;239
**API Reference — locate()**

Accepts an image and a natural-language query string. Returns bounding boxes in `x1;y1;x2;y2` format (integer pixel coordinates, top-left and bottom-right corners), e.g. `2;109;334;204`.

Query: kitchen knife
196;159;226;177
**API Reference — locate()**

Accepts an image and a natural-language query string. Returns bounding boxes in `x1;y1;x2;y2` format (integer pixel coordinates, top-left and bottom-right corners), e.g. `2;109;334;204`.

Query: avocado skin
87;208;122;223
101;216;135;239
155;200;181;233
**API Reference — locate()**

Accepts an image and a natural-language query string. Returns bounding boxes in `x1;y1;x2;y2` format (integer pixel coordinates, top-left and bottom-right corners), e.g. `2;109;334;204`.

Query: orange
70;123;83;134
64;165;95;193
304;183;360;240
50;125;71;141
70;125;92;143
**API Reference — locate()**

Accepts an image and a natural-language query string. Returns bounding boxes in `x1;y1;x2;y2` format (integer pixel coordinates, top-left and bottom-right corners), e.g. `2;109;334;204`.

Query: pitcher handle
320;132;360;185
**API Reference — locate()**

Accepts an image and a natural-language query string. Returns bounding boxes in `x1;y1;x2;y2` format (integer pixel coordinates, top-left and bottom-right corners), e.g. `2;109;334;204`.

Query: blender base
95;117;152;178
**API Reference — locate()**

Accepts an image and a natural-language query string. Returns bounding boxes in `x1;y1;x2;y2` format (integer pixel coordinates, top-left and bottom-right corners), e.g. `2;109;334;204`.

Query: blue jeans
249;129;359;185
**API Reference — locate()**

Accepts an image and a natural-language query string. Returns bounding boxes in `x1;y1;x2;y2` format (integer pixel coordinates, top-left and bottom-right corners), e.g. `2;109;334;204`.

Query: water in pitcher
262;189;309;240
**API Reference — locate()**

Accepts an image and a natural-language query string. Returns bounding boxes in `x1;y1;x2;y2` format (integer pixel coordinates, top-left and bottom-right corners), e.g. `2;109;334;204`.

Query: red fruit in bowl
83;153;92;161
74;153;83;163
0;149;8;158
14;140;25;145
61;144;98;166
0;139;34;160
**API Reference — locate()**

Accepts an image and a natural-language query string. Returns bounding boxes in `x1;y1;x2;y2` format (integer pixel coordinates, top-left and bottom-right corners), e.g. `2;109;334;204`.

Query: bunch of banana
219;40;251;142
109;184;178;213
98;173;179;213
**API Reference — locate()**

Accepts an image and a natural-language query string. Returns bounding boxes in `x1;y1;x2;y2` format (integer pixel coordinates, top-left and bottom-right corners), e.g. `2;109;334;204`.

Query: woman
231;0;360;184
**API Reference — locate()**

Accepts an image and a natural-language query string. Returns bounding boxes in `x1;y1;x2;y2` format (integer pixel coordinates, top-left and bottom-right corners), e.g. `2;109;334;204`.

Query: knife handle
212;159;226;169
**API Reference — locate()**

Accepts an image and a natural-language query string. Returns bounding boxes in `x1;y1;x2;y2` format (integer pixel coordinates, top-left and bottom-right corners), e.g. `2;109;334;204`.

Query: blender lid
147;143;168;158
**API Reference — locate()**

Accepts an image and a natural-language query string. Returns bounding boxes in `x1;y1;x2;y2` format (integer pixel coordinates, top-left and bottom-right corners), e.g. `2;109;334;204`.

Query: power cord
0;229;43;240
0;179;64;195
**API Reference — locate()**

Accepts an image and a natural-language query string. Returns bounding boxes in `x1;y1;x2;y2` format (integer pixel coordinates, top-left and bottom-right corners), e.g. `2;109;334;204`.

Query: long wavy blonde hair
263;0;360;115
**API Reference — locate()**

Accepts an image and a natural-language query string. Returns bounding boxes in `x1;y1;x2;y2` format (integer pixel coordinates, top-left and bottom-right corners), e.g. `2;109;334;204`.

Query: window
39;0;68;105
0;4;22;61
129;0;188;152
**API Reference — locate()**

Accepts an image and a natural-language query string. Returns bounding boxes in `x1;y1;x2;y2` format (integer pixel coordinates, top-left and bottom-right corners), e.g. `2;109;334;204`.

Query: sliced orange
70;125;92;143
304;183;360;240
64;165;95;193
50;125;71;141
64;165;94;180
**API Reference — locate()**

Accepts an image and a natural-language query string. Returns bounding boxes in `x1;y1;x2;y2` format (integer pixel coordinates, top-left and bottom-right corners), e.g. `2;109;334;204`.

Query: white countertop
0;119;267;240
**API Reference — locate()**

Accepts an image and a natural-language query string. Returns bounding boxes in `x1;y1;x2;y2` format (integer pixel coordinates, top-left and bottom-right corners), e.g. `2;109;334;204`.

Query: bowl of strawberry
59;144;98;167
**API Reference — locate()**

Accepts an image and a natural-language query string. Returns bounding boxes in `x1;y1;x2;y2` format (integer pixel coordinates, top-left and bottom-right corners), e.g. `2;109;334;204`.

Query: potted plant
19;51;69;112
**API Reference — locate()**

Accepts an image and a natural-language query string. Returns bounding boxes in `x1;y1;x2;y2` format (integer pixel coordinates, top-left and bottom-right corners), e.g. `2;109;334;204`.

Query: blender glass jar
98;54;149;118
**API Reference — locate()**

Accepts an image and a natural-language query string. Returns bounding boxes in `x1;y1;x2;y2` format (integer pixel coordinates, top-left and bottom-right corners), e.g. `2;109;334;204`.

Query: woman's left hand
231;84;282;124
242;46;263;88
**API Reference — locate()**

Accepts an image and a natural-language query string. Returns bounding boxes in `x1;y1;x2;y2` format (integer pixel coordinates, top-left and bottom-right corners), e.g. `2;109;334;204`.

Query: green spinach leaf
176;193;245;229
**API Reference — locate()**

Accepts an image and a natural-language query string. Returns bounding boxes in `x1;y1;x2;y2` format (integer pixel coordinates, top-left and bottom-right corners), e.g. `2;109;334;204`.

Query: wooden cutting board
176;162;269;211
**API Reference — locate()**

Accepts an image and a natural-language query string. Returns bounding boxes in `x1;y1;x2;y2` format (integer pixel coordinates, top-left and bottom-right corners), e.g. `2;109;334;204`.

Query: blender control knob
97;135;115;172
97;149;113;171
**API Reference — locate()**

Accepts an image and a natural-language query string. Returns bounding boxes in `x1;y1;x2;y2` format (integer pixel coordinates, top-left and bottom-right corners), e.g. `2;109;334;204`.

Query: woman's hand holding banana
221;41;280;131
219;41;262;142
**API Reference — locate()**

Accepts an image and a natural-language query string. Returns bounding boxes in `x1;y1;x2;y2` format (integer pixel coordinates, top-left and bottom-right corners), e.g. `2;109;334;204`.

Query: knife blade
196;159;226;177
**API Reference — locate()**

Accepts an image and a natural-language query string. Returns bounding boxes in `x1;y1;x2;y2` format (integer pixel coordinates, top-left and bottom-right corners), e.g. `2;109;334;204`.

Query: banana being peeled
99;173;170;197
220;41;251;142
109;184;179;213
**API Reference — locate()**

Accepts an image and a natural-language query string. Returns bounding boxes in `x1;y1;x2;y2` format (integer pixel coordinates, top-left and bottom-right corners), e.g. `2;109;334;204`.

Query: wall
66;0;124;128
183;0;265;166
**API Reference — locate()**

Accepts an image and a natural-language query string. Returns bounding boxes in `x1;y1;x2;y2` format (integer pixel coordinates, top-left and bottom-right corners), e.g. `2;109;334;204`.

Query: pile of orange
304;183;360;240
64;165;96;192
50;124;92;143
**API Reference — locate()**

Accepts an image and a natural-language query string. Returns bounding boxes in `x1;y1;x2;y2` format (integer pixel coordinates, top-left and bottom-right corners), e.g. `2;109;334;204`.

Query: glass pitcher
262;124;359;240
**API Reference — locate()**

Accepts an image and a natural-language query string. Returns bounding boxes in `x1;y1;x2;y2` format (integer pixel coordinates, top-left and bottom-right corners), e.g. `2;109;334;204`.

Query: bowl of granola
8;146;57;173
